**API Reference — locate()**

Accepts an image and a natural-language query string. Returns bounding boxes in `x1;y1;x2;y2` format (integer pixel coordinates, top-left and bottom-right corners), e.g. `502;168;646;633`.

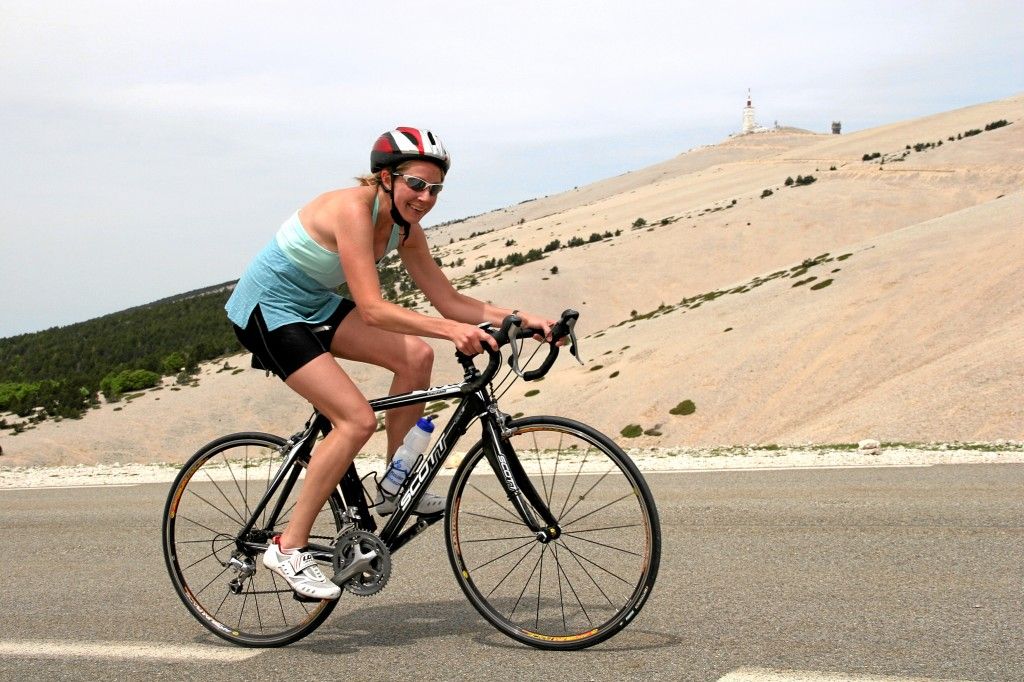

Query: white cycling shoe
375;489;446;516
262;537;341;601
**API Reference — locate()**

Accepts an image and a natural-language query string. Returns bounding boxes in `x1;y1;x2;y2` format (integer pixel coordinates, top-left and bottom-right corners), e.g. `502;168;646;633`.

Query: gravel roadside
2;442;1022;489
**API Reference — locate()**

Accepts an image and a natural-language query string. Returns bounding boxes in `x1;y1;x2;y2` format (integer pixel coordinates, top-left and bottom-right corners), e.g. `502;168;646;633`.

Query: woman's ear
379;169;393;192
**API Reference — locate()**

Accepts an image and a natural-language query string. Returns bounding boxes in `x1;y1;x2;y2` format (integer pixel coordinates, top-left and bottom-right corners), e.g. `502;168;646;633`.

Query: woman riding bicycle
225;127;556;600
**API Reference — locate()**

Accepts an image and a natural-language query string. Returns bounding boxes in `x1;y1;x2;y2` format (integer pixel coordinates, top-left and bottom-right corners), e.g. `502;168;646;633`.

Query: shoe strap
290;552;318;574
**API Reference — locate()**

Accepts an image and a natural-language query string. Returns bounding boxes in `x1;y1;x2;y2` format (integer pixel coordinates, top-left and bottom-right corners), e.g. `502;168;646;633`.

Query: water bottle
379;417;435;496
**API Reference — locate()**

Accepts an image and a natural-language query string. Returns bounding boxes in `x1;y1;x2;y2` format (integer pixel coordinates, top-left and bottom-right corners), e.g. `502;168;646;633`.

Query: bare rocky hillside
4;94;1022;466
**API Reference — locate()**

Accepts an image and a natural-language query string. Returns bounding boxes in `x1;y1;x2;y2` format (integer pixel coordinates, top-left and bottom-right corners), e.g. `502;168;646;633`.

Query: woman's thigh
329;308;433;374
284;353;376;432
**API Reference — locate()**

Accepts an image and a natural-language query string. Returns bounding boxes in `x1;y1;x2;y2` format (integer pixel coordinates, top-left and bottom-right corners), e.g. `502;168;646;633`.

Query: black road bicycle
162;311;661;650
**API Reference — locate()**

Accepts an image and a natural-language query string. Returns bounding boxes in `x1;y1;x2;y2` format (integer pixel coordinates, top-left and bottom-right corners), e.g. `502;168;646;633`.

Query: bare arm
330;202;497;353
400;225;557;339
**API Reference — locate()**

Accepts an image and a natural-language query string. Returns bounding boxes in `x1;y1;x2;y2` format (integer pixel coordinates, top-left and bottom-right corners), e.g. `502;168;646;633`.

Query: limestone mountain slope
4;94;1021;466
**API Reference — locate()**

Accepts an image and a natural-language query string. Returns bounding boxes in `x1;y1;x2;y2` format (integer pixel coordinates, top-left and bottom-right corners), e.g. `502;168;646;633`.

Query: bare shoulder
300;186;375;245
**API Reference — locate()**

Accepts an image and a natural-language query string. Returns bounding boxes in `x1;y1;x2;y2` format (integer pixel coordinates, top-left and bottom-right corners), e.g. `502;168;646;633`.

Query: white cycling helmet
371;127;451;173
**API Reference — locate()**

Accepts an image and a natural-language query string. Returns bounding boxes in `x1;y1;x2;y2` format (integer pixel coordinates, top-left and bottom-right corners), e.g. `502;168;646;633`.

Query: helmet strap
382;168;412;236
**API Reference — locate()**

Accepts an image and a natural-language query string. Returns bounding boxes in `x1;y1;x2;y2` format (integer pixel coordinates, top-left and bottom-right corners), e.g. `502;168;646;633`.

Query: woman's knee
328;405;377;443
403;339;434;380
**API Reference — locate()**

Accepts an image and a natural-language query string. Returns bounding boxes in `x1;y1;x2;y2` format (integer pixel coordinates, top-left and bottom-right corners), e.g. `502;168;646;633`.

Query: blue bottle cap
416;417;436;433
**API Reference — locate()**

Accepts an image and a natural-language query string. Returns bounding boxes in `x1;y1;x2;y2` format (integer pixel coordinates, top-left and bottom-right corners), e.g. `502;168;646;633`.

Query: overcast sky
2;1;1022;338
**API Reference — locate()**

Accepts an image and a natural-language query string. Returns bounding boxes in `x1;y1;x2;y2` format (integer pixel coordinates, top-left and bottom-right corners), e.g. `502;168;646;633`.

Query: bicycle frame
234;364;561;562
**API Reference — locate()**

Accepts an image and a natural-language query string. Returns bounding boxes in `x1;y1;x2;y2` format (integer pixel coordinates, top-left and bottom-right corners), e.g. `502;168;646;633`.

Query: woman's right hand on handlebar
449;321;499;356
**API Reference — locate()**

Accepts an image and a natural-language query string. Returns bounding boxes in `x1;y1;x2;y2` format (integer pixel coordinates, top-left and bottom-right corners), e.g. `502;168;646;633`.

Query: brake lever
563;317;584;365
506;319;527;378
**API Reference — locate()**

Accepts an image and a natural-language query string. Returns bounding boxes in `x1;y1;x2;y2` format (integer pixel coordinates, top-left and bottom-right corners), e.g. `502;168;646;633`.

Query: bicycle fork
481;417;561;543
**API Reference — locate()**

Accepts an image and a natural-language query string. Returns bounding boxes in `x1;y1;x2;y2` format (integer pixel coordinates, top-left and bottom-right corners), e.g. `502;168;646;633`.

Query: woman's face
387;160;444;223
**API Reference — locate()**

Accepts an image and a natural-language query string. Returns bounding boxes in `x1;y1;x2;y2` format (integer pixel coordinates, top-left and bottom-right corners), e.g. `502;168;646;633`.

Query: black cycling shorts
232;300;356;381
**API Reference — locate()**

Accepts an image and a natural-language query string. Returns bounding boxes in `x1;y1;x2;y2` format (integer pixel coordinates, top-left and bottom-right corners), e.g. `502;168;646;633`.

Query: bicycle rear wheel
162;432;344;647
445;416;660;650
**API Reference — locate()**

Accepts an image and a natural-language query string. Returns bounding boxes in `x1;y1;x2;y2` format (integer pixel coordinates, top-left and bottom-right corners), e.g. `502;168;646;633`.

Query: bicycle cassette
331;529;391;596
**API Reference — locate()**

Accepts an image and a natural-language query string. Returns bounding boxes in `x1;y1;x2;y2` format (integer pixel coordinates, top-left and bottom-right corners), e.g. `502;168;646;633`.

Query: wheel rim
164;436;341;643
449;422;657;645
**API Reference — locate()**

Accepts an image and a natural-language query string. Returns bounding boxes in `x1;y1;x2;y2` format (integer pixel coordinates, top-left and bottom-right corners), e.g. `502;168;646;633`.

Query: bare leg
277;354;377;550
329;312;434;462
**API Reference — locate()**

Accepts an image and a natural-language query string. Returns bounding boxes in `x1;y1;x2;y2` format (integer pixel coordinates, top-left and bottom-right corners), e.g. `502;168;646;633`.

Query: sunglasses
393;173;444;196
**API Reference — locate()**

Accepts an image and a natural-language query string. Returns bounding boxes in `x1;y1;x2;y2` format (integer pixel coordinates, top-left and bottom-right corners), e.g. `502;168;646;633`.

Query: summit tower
742;89;757;134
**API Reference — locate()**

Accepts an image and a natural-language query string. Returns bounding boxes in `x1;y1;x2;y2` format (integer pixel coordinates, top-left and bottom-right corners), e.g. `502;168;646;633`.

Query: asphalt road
1;464;1021;681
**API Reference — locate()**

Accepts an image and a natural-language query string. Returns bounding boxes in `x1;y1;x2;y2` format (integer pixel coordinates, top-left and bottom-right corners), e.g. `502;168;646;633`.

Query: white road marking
659;464;934;474
0;484;139;491
0;640;260;662
718;667;978;682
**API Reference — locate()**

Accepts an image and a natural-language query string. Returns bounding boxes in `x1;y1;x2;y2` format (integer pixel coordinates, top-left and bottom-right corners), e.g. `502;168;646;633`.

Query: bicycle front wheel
162;432;344;647
445;416;660;650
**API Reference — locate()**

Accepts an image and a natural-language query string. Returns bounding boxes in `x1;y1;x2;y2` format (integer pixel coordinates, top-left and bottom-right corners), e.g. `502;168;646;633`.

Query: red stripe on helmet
396;126;424;153
373;136;396;153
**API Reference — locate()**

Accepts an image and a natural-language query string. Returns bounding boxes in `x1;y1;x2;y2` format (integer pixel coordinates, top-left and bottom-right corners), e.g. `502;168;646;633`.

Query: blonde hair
354;160;445;188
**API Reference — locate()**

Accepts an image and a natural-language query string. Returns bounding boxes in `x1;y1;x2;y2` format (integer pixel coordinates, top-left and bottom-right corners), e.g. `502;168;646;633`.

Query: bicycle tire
162;432;344;647
445;416;660;650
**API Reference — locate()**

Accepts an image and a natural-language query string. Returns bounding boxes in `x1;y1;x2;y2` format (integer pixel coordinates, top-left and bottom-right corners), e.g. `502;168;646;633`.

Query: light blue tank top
225;194;401;330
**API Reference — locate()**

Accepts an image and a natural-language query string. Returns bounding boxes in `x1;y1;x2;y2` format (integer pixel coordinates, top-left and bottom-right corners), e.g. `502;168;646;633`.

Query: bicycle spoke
554;542;592;626
471;538;537;572
462;534;537;543
509;547;545;620
250;576;264;633
559;466;615;522
219;453;250;521
467;483;523;522
196;563;232;598
201;469;246;526
270;571;288;626
555;540;616;606
557;539;634;588
183;546;226;571
462;510;528;527
562;492;634;530
547;432;564;508
535;544;547;627
534;431;549;508
561;523;641;534
487;543;538;598
553;542;567;631
187;489;245;527
177;514;230;538
557;448;592;518
562;531;642;557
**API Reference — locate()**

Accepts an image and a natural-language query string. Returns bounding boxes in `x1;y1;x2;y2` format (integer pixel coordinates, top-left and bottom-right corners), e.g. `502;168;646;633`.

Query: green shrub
761;189;773;198
543;239;561;252
525;389;540;397
669;400;696;416
100;369;161;402
784;176;794;186
620;424;643;438
632;218;647;228
985;119;1009;131
160;351;190;376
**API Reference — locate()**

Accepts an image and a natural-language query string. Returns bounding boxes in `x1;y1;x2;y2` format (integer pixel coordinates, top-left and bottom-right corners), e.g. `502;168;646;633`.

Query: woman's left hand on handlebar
514;311;562;344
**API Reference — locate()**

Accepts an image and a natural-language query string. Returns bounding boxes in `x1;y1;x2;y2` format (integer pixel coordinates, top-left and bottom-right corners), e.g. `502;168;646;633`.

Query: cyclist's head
371;126;450;175
367;126;450;232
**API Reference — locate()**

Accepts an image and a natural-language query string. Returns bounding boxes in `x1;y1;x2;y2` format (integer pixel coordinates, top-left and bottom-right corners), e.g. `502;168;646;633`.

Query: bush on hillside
100;369;161;402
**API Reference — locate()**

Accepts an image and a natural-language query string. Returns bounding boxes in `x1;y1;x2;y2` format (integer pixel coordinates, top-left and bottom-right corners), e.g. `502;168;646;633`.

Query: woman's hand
514;311;561;344
449;321;500;356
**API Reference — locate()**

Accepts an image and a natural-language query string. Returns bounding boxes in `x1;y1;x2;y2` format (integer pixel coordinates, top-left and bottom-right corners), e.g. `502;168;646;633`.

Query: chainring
331;529;391;596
